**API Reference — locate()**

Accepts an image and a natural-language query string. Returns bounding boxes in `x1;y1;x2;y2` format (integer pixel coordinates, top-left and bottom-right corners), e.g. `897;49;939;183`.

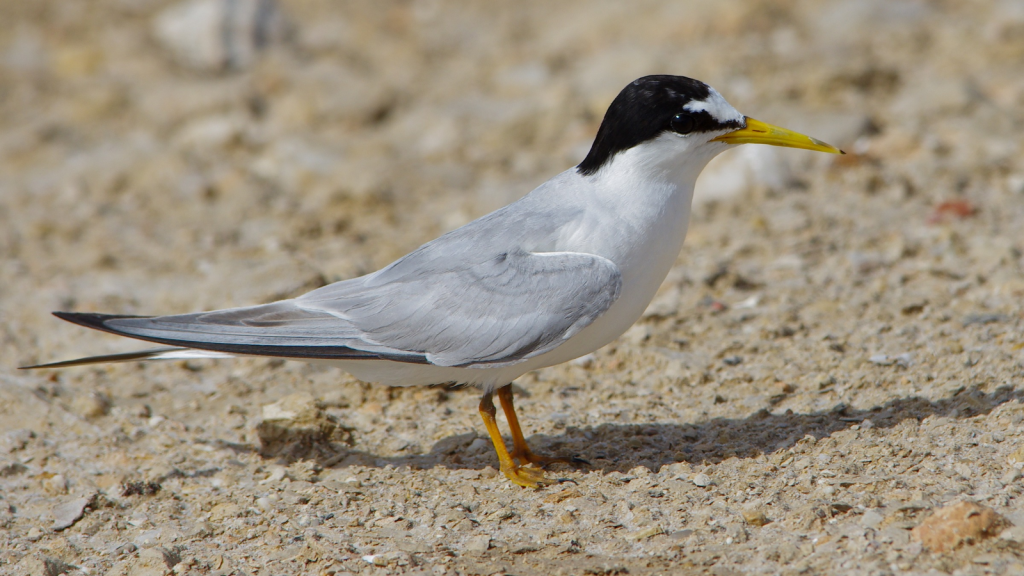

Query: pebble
465;534;491;553
861;510;884;529
1;429;34;453
0;459;28;477
742;507;770;527
868;353;913;367
262;466;287;483
71;392;111;419
256;393;351;457
911;502;1008;552
42;473;68;495
1008;446;1024;469
127;547;178;576
153;0;288;72
134;529;163;547
625;525;664;541
692;473;712;487
256;496;277;512
466;437;490;454
208;503;242;522
0;500;12;527
999;526;1024;543
51;496;92;530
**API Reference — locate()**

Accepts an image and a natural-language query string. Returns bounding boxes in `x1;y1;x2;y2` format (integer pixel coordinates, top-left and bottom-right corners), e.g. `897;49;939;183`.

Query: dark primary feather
19;345;192;369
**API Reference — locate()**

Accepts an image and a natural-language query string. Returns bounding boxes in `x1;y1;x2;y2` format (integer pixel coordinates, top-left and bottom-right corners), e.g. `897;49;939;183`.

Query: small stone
911;501;1009;552
13;554;74;576
396;538;431;554
1002;469;1021;485
2;429;35;453
208;503;242;522
1008;446;1024;469
187;522;214;539
862;510;884;529
869;354;892;365
122;481;162;497
153;0;289;72
261;466;287;484
26;527;44;541
543;488;583;504
624;324;652;345
0;459;28;477
465;534;491;553
128;547;179;576
134;529;163;547
287;459;321;482
127;510;150;528
692;473;712;487
256;394;353;459
999;526;1024;543
881;526;910;546
43;474;68;495
742;507;770;527
0;500;13;528
256;496;275;512
625;525;664;540
51;496;92;531
72;392;111;419
661;462;693;479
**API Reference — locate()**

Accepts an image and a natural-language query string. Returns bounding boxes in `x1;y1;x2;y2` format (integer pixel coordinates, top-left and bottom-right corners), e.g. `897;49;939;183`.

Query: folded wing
52;248;622;369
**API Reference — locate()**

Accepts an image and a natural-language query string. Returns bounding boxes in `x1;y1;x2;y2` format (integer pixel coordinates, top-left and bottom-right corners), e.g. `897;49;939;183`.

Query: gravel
2;0;1024;574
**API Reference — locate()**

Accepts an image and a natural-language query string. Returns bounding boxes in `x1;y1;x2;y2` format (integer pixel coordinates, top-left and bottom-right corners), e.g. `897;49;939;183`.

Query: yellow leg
479;390;552;488
496;384;587;469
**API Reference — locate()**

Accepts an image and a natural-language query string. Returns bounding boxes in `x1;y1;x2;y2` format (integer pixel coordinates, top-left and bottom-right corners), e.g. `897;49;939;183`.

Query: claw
501;463;556;488
480;386;589;488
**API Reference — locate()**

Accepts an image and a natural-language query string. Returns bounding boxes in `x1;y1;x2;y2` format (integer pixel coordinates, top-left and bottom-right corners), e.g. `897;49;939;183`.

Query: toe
501;464;555;488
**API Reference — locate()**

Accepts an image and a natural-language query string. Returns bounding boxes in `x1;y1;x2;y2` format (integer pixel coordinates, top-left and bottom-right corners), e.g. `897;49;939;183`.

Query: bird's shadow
238;383;1022;476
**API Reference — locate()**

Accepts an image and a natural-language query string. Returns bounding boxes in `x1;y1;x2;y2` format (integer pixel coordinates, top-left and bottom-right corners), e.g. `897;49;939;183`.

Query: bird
22;75;842;487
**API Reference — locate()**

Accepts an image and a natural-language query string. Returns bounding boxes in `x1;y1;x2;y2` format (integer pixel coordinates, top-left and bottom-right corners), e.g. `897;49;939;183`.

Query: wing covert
297;249;622;367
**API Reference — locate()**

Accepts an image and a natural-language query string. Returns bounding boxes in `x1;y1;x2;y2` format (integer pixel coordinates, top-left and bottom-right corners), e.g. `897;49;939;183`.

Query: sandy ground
2;1;1024;574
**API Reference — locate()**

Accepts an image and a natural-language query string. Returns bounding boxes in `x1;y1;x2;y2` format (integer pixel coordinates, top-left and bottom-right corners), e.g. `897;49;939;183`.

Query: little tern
23;75;842;487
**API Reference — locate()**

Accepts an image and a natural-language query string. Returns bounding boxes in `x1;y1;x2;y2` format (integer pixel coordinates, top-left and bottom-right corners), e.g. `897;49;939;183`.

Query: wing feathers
41;248;621;369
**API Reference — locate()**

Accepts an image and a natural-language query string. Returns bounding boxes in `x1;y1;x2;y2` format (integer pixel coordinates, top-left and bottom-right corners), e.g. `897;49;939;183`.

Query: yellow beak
712;117;844;154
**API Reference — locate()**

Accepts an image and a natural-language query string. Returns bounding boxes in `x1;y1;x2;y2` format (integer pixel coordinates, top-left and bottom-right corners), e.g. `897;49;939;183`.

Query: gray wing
298;248;622;367
53;248;622;368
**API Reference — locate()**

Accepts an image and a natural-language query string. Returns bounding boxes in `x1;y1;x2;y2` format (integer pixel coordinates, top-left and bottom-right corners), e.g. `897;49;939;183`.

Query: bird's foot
500;462;557;488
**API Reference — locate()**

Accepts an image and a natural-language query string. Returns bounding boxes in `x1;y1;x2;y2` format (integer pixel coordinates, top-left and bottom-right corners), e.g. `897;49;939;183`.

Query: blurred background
2;1;1024;574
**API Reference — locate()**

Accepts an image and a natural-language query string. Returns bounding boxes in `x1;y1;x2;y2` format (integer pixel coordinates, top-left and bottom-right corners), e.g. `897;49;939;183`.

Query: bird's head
577;75;842;179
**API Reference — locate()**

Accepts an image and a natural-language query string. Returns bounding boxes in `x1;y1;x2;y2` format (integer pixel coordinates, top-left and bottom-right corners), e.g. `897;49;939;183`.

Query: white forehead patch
683;87;744;124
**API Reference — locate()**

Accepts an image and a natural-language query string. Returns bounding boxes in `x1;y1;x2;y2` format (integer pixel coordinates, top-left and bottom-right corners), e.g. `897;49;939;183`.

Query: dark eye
671;113;695;134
